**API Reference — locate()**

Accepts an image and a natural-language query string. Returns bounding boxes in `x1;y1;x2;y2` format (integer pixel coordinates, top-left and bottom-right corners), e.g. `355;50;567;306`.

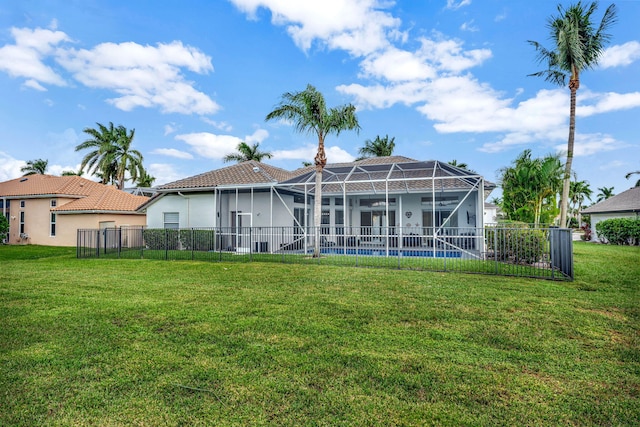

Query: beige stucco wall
6;196;145;246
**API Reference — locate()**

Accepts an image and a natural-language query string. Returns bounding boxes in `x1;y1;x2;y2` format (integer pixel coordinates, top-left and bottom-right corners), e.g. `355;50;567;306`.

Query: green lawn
1;242;638;426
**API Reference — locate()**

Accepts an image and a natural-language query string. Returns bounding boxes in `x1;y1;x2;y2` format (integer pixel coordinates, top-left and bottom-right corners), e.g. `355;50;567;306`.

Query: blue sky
1;0;639;200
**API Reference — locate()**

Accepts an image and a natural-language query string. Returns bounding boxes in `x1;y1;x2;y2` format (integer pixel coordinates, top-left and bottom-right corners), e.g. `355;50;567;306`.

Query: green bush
486;222;547;264
595;218;640;245
0;215;8;241
179;229;216;251
143;229;180;250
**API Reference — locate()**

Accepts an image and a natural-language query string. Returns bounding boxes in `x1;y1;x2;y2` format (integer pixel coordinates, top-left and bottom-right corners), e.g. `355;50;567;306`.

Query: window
321;209;330;234
20;200;25;208
163;212;179;229
335;197;344;206
50;213;56;236
359;198;396;208
335;210;344;236
20;211;25;234
293;194;306;204
322;197;330;206
51;199;57;207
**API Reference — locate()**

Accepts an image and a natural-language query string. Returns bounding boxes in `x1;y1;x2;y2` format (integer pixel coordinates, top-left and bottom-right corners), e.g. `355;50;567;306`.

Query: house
140;156;495;255
0;174;149;246
581;186;640;242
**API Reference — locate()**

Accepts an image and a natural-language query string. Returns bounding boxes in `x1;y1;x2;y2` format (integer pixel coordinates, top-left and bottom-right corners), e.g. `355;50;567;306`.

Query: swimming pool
317;248;462;258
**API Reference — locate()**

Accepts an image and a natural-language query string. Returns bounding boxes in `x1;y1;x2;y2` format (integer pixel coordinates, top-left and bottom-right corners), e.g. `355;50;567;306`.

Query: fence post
494;227;498;275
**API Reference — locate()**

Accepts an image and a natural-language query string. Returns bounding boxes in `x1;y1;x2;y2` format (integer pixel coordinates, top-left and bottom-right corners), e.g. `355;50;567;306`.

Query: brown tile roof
0;174;148;212
581;186;640;214
158;160;295;190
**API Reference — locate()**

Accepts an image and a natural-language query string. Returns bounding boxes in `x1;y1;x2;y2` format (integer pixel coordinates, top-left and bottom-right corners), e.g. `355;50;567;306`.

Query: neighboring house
140;157;495;253
0;174;149;246
581;186;640;242
483;202;500;225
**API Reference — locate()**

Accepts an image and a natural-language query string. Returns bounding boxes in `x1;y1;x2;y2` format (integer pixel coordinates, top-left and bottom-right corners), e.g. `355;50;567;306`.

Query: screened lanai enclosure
212;160;489;259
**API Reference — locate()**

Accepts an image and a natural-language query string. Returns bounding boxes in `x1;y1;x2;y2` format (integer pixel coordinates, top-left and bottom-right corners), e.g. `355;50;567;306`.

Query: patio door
361;210;395;240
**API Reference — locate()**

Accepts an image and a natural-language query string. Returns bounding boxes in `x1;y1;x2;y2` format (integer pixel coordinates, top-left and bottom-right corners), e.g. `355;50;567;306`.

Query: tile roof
581;186;640;214
158;160;295;190
0;174;149;212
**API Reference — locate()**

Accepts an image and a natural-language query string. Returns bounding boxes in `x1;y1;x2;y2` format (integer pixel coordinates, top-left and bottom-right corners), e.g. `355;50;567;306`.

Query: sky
1;0;639;200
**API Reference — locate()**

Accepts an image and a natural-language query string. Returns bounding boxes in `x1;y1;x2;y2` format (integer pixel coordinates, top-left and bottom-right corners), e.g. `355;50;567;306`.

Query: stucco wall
6;196;146;246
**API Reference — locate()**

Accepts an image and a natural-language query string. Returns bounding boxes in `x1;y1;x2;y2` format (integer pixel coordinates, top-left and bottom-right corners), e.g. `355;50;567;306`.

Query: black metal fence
77;225;573;280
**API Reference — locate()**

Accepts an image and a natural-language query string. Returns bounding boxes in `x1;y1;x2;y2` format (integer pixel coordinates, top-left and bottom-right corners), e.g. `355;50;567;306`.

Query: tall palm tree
265;84;360;257
223;142;273;163
61;169;84;176
625;170;640;187
596;186;614;202
76;122;144;190
529;1;617;228
20;159;48;176
569;179;592;226
357;135;395;159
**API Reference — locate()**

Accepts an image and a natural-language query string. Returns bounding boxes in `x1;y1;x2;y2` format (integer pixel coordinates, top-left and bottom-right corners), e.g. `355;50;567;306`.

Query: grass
1;242;638;426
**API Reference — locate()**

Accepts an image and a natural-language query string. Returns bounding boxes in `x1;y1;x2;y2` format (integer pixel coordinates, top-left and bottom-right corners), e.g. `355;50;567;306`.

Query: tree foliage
0;214;9;239
223;142;273;163
596;186;615;202
529;1;617;228
76;122;145;190
596;218;640;245
499;149;563;227
357;135;395;159
265;84;360;257
20;159;48;176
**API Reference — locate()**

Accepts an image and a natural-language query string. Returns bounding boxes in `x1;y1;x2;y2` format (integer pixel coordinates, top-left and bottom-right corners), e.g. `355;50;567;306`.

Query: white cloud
57;41;219;114
576;91;640;116
460;20;479;32
174;128;269;160
229;0;399;56
151;148;194;159
202;118;233;131
164;124;178;135
446;0;472;10
554;134;625;157
0;27;69;87
273;143;355;163
148;163;185;186
599;41;640;68
0;152;25;181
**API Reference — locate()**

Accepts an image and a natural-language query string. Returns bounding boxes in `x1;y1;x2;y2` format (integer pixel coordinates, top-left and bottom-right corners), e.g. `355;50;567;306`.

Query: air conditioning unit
20;233;29;239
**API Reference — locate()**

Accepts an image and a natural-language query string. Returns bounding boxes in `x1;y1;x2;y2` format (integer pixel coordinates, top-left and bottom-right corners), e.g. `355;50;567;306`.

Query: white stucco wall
145;192;216;228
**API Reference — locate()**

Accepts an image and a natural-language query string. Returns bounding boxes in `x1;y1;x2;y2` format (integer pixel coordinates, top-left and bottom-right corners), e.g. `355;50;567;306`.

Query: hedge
595;218;640;245
486;222;546;264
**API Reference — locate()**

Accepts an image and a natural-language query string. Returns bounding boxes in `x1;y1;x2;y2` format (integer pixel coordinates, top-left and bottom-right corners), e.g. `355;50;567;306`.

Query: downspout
177;192;190;227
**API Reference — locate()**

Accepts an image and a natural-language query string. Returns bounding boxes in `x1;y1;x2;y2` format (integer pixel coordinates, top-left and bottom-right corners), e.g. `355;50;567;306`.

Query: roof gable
0;174;148;212
581;186;640;214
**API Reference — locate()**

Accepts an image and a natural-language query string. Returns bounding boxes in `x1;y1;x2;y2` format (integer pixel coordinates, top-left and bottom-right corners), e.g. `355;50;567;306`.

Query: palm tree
135;170;156;187
20;159;48;176
596;186;614;202
499;149;563;227
61;169;84;176
625;170;640;187
569;179;592;226
265;84;360;257
223;142;273;163
448;160;476;173
529;1;617;228
76;122;145;190
357;135;395;159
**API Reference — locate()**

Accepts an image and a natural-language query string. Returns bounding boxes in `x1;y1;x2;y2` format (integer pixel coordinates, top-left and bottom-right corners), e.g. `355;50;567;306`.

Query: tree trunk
560;80;578;228
313;135;327;257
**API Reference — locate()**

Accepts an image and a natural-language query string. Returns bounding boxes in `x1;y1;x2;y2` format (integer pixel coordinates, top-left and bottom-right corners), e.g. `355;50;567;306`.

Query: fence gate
549;228;573;279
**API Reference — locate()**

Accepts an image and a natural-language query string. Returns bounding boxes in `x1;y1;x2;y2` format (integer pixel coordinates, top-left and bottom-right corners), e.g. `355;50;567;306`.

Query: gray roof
155;156;495;195
581;186;640;214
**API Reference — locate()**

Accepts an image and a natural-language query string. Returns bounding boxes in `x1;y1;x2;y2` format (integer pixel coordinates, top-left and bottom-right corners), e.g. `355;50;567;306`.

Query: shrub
580;224;592;241
179;229;216;251
0;215;8;242
595;218;640;245
143;228;180;250
486;222;546;264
